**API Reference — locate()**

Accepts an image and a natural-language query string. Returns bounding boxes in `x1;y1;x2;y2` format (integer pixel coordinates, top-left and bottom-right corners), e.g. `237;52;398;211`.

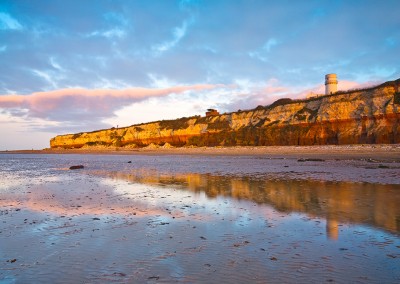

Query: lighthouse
325;74;338;95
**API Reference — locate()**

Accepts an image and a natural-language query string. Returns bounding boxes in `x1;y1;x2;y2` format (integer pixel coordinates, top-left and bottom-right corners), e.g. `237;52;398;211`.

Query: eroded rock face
50;79;400;148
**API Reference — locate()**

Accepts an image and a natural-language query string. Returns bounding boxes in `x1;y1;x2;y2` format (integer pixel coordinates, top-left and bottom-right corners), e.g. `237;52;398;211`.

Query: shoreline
1;144;400;161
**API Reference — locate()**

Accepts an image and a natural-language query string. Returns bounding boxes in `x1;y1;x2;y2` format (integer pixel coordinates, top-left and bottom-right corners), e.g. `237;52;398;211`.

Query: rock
378;164;389;169
298;158;325;162
144;143;159;149
69;165;84;170
161;142;174;149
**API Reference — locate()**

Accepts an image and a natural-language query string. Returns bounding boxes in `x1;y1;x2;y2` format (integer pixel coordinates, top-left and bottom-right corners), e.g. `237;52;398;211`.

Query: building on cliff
306;92;321;99
325;73;338;95
206;109;219;117
307;74;339;99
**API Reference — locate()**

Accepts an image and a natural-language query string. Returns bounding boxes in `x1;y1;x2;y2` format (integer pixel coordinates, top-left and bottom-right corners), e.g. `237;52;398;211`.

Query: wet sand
3;144;400;161
1;150;399;283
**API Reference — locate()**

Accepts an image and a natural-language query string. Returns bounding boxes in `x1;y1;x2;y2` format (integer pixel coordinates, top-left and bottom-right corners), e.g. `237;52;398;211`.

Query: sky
0;0;399;150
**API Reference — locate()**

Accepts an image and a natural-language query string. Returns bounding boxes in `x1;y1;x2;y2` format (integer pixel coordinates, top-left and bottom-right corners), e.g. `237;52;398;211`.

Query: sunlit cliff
50;78;400;148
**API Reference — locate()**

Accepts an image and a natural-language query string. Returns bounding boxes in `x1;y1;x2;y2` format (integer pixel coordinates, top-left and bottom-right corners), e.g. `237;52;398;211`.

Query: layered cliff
50;78;400;148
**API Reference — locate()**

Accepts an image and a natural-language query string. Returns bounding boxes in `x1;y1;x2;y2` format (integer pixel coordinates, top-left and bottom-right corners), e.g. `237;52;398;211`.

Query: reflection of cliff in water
101;170;400;238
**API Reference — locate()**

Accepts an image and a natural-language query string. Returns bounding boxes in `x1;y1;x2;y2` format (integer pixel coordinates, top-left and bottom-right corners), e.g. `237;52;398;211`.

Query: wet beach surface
1;153;399;283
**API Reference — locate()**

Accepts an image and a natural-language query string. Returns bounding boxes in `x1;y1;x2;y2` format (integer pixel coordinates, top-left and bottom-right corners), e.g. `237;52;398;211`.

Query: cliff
50;78;400;148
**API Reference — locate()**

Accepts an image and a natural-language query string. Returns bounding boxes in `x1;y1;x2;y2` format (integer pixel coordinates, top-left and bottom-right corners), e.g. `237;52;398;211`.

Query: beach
5;144;400;160
1;146;400;283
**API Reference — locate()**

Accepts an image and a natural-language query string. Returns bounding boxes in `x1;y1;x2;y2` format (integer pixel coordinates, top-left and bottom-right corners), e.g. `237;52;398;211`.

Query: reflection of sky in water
0;172;25;190
103;177;243;213
0;172;61;191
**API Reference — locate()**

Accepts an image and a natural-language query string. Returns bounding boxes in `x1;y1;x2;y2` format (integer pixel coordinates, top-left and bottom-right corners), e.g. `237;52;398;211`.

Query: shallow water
0;154;399;283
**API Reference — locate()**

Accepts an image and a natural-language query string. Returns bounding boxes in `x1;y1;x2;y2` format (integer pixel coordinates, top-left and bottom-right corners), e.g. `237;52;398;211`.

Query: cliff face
50;79;400;148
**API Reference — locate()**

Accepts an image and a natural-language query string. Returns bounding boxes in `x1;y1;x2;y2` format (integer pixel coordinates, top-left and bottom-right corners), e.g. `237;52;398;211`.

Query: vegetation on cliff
50;79;400;148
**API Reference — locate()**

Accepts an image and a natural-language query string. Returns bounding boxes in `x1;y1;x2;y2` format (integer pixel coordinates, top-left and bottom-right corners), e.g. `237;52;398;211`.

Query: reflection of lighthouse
326;218;339;240
325;74;338;95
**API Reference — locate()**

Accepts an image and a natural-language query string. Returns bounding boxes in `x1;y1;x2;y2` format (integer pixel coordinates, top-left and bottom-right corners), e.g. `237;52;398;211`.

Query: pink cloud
337;80;378;92
221;81;293;111
294;80;379;99
0;84;223;121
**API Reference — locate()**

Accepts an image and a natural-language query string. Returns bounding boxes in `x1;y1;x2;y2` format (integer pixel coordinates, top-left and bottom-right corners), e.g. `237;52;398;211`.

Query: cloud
152;19;193;55
32;69;58;89
1;1;399;96
219;78;382;113
248;37;280;62
216;79;294;112
0;12;23;30
87;28;126;39
294;80;379;99
179;0;199;11
263;38;279;52
0;84;224;125
86;12;130;39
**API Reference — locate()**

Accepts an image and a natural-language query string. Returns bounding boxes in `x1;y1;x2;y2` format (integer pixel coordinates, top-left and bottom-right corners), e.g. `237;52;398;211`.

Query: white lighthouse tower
325;74;338;95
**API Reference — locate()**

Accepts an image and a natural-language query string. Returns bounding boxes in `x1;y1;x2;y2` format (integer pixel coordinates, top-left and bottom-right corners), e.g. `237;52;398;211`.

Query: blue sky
0;0;399;149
